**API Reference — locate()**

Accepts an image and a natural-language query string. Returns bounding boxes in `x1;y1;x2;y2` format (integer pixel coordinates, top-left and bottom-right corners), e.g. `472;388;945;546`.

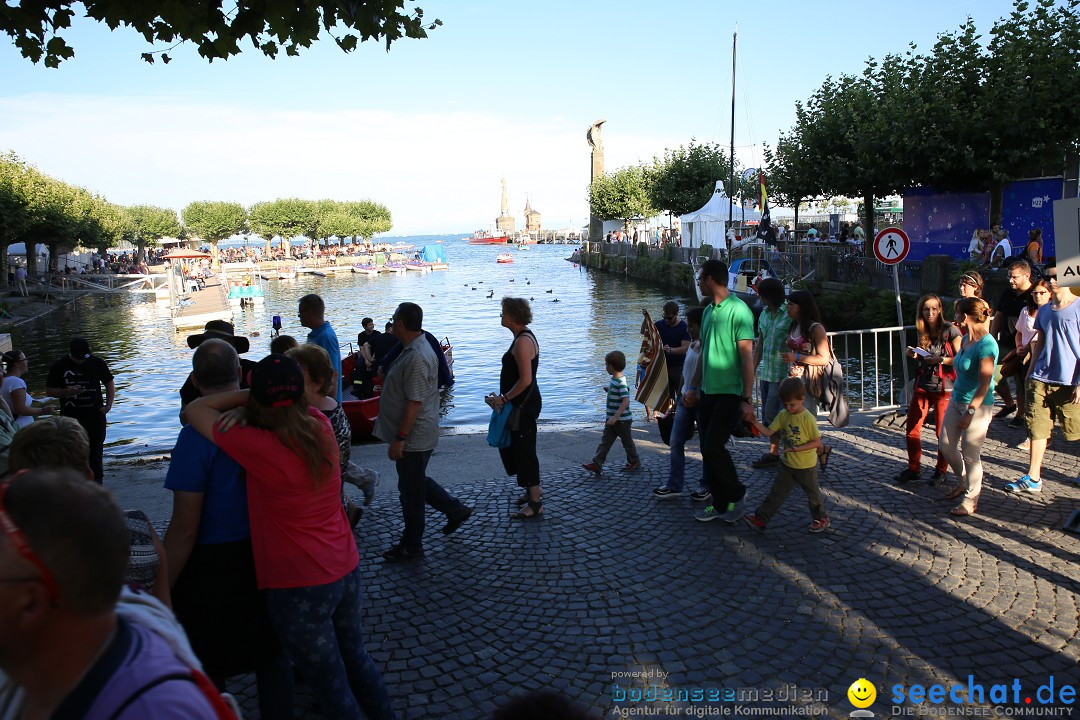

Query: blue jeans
667;402;706;491
760;379;783;427
265;566;396;720
397;449;465;550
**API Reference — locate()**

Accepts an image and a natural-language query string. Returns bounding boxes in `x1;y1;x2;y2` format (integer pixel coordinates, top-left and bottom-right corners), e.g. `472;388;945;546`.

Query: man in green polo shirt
684;259;757;522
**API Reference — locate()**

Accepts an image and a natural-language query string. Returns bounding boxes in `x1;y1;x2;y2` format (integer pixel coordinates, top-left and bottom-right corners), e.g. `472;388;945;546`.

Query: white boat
496;253;514;264
278;266;297;280
352;264;378;276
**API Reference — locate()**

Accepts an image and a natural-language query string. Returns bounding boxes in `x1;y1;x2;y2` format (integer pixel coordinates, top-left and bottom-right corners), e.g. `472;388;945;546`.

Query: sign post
874;227;912;403
1053;197;1080;294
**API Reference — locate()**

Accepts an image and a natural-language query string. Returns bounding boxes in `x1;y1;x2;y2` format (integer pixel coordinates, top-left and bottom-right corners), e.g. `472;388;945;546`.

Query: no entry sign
873;227;909;265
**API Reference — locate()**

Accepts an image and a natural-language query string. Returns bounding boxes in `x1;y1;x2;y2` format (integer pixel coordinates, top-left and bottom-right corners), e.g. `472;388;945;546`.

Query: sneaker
382;544;424;562
721;500;744;523
690;489;712;503
928;469;947;487
743;514;767;532
993;404;1017;420
1008;416;1025;429
809;517;831;533
621;460;642;472
582;462;602;475
1004;475;1042;493
895;468;920;484
695;505;722;522
751;453;781;469
442;506;473;535
652;486;685;499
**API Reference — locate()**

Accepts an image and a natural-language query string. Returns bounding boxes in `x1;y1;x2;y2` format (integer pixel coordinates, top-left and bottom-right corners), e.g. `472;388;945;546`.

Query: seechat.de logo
849;678;877;718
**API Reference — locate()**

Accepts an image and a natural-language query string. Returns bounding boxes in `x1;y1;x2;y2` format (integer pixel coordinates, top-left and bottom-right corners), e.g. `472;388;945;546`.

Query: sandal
514;494;529;506
818;445;832;472
511;500;543;520
950;502;977;516
943;485;966;501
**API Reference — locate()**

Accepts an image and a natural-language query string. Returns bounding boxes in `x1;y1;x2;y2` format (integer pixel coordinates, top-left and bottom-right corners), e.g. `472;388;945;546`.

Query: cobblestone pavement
225;413;1080;719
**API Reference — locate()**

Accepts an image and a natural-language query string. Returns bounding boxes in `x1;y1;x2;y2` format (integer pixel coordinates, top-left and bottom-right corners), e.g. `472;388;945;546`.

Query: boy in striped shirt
582;351;641;474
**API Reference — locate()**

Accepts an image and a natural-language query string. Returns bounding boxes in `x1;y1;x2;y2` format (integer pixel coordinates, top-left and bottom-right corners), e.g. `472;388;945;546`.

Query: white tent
680;181;761;249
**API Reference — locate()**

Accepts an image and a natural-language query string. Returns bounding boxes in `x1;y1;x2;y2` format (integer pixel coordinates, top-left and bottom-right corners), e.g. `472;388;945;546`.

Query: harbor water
10;238;697;457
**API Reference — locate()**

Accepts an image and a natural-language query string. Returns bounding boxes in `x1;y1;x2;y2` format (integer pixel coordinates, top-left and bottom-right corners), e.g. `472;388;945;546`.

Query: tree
1;1;442;67
248;198;315;258
648;141;732;217
588;166;655;231
125;205;179;263
181;201;247;266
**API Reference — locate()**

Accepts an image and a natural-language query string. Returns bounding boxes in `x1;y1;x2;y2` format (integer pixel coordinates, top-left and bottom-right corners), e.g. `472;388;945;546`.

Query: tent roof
680;181;761;223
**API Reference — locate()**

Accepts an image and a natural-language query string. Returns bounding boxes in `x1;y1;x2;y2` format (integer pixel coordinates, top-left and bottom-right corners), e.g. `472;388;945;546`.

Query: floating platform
172;276;231;330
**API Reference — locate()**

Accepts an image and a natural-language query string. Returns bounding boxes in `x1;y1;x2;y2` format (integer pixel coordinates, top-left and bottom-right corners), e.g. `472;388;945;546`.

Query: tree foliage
181;201;247;264
766;0;1080;227
1;0;441;67
125;204;179;261
588;166;655;227
648;141;732;217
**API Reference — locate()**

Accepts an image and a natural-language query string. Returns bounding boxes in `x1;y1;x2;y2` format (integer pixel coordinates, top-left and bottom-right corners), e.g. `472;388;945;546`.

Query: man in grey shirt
374;302;472;562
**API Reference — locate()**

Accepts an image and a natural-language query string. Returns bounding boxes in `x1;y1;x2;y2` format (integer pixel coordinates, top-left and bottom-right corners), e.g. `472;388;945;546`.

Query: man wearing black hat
179;320;257;411
45;338;115;483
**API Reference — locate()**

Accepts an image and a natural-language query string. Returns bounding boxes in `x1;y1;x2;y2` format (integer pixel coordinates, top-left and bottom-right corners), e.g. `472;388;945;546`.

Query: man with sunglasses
1008;258;1080;493
0;470;221;718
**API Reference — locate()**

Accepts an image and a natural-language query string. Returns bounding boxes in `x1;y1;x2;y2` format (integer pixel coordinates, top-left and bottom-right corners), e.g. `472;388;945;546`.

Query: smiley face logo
848;678;876;708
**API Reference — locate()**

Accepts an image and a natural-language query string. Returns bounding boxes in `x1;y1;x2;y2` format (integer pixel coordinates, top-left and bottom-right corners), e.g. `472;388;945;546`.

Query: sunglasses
0;476;61;601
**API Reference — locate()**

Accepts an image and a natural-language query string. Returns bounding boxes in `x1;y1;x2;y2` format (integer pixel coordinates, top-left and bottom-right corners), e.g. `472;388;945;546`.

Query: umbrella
163;249;212;260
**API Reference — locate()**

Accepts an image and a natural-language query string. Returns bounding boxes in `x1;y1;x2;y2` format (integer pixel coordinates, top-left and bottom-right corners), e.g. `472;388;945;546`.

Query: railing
826;325;914;412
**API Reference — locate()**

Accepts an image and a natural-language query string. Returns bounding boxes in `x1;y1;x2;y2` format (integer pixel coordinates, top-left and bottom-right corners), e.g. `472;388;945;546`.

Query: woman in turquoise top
939;297;998;516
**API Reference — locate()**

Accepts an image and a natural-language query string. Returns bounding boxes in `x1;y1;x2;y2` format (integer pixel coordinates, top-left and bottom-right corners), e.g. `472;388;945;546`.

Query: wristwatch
965;406;976;416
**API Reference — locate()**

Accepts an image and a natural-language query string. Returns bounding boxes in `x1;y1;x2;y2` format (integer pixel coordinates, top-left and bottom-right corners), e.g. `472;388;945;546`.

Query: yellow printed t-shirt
769;408;820;470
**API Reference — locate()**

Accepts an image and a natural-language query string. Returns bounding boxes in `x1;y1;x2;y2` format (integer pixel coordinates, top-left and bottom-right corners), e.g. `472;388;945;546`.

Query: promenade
108;410;1080;719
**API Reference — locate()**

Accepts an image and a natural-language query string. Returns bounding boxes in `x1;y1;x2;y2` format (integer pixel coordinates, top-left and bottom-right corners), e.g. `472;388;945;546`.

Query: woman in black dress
486;297;543;519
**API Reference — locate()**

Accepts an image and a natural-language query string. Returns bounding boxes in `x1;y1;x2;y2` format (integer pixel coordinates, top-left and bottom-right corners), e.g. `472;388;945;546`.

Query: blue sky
0;0;1021;235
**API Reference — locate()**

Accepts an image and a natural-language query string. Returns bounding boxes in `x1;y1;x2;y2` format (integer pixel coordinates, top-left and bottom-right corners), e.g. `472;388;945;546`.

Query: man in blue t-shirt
652;301;692;401
1010;258;1080;494
299;293;342;402
162;339;292;716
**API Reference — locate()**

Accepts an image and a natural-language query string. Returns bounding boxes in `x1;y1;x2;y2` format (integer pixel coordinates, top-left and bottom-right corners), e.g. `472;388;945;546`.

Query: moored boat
352;264;378;276
468;230;510;245
496;253;514;264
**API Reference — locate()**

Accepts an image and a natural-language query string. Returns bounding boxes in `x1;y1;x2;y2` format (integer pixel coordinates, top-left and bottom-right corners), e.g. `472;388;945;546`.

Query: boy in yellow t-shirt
743;378;831;533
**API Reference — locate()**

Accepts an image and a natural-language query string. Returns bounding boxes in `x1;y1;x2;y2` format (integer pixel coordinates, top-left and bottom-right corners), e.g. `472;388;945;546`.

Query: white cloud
0;93;687;235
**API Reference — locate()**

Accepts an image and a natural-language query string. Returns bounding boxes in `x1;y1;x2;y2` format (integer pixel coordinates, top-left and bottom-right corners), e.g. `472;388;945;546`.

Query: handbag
487;403;513;449
505;381;536;433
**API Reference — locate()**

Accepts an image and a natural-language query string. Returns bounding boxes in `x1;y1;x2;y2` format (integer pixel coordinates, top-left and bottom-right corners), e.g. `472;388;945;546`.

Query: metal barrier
826;325;914;412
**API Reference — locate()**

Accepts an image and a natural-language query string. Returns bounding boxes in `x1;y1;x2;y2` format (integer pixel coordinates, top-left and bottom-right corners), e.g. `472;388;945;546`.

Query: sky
0;0;1023;236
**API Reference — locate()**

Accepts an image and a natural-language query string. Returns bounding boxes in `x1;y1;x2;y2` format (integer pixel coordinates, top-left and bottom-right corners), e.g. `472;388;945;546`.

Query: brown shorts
1026;379;1080;442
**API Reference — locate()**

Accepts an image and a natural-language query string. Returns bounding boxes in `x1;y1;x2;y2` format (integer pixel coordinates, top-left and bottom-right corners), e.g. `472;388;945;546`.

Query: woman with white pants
939;297;998;516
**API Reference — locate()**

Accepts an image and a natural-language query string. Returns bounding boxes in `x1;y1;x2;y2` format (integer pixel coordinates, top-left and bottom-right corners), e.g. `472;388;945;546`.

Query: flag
755;171;773;242
634;311;673;413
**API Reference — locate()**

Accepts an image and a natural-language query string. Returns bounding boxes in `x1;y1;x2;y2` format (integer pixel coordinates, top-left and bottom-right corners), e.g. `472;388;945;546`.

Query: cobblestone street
212;413;1080;719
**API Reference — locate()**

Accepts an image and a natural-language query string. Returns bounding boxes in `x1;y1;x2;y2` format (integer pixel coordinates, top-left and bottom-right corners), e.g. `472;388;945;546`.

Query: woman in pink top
185;354;396;720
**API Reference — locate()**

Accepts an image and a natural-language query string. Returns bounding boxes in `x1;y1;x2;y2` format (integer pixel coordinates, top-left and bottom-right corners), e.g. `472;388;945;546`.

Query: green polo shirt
701;294;756;395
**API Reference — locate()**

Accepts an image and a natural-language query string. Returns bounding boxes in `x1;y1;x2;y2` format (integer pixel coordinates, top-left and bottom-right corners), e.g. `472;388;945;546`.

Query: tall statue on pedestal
496;177;515;235
587;119;606;242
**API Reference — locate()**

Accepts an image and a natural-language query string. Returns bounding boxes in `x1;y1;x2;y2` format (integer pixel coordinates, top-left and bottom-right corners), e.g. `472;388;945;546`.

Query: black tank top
501;328;541;412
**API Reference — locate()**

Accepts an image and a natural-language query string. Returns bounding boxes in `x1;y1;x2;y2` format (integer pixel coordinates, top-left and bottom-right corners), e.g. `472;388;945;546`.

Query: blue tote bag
487;403;513;449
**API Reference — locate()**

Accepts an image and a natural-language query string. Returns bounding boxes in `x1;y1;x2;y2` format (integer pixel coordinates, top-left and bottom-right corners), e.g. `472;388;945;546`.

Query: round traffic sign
873;227;909;265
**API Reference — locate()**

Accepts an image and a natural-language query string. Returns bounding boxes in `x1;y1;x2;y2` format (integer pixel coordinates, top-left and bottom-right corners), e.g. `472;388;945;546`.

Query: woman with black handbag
485;297;543;519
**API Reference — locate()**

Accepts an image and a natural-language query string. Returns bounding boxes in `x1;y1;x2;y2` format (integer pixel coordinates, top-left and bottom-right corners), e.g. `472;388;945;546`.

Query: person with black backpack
896;294;962;486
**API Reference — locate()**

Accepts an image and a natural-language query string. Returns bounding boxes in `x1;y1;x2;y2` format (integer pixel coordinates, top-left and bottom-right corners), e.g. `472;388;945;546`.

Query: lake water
11;238;697;457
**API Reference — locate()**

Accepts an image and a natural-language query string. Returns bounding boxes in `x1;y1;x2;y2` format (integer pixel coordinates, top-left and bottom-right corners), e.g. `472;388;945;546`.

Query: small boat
341;337;454;441
517;242;530;251
278;266;297;280
468;229;510;245
496;253;514;264
382;263;406;274
352;264;378;276
227;284;265;307
405;261;430;272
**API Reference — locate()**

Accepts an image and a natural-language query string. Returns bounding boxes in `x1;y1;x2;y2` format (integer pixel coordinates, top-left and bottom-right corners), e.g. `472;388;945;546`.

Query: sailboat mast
727;31;737;240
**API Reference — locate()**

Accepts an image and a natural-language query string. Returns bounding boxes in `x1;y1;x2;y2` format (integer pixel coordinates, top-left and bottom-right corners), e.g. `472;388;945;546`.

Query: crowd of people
0;245;1075;717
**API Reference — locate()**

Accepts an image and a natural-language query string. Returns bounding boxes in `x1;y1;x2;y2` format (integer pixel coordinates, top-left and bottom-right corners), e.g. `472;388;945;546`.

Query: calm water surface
12;239;696;456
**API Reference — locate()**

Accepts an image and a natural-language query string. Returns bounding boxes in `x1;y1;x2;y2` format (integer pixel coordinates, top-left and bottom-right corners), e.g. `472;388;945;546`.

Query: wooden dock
171;275;231;331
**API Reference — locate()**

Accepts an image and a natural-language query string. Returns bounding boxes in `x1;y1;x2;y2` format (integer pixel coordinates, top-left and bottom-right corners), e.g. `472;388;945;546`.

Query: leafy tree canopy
125;204;179;244
588;166;655;226
181;201;247;243
647;141;732;217
1;0;441;67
